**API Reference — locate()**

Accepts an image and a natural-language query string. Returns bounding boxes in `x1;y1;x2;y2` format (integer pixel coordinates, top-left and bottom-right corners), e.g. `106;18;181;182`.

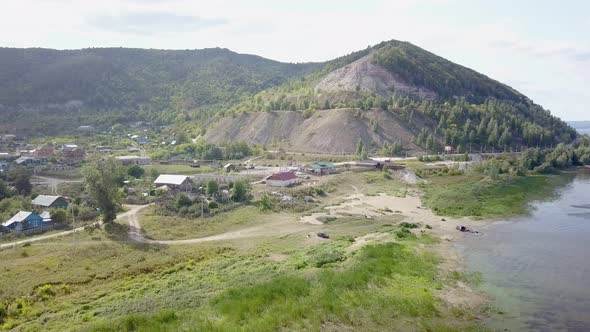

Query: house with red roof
266;172;299;187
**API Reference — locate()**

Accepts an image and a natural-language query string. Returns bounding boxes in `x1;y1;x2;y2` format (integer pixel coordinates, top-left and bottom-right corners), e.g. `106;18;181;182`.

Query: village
0;127;416;240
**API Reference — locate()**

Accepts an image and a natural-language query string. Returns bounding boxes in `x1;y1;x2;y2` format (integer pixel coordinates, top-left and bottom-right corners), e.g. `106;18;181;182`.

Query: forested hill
227;39;576;152
0;47;318;133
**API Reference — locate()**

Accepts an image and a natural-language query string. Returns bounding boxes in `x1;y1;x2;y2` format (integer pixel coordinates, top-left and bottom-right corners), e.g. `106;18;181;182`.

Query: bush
208;201;219;209
175;194;192;209
51;209;67;224
258;193;273;211
127;165;145;179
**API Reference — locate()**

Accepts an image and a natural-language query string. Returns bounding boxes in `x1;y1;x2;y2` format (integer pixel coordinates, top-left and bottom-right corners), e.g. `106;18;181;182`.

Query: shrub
400;222;419;229
208;201;219;209
175;194;192;209
259;193;273;211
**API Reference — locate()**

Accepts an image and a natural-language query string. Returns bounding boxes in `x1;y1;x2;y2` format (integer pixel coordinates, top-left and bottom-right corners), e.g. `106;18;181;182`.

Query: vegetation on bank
420;142;590;218
422;174;569;218
0;209;484;331
88;241;482;332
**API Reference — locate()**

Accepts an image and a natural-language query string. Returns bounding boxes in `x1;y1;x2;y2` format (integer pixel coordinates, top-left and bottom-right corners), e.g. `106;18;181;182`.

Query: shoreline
298;189;493;314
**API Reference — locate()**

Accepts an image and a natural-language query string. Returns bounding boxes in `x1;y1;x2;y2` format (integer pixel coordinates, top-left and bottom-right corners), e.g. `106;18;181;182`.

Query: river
458;171;590;331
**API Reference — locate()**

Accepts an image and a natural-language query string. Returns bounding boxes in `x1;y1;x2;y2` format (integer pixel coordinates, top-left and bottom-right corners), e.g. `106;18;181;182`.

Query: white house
266;172;299;187
154;174;193;192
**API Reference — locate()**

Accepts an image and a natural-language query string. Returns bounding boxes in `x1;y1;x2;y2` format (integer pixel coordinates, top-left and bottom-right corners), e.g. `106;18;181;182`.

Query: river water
458;171;590;331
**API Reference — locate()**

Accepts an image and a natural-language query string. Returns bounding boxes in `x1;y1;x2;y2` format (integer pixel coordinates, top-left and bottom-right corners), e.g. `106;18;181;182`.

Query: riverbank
457;172;590;330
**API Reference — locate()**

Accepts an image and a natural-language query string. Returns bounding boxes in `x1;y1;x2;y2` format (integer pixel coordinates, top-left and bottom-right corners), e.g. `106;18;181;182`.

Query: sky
1;0;588;120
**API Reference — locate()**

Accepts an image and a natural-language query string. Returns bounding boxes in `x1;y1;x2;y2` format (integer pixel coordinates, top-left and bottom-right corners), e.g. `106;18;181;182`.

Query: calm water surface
458;172;590;331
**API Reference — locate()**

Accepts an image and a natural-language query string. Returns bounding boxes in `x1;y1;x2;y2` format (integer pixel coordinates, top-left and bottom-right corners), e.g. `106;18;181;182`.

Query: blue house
2;211;44;231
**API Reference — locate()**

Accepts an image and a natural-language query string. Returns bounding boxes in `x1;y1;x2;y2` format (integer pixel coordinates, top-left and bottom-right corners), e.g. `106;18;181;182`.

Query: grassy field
142;164;215;175
0;168;499;331
421;174;572;218
138;205;289;240
0;211;484;331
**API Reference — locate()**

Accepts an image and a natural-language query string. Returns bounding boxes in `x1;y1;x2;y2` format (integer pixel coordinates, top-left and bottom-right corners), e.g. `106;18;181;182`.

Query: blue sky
1;0;588;120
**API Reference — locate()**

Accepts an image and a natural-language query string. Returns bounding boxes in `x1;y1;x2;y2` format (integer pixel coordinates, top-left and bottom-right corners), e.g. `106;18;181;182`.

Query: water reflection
459;171;590;331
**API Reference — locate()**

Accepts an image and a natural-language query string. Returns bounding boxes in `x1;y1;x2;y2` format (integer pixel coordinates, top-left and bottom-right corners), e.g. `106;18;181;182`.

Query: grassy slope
421;174;570;218
138;205;278;241
0;172;485;331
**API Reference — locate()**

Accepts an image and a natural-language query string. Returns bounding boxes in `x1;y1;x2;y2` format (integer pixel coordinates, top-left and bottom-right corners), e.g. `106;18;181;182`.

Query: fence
0;223;67;239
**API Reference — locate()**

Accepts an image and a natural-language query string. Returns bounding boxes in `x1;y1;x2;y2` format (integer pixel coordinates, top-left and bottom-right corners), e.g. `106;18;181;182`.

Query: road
31;176;83;195
0;205;148;249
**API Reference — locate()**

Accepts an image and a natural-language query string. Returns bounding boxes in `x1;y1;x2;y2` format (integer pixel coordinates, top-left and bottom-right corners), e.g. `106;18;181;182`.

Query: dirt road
0;205;148;249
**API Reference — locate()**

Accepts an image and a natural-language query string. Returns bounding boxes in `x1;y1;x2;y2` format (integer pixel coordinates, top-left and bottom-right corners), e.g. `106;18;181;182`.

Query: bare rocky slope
315;54;437;99
205;108;425;154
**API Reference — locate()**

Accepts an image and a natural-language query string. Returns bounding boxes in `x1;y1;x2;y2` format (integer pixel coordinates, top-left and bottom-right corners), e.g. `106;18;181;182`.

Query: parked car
317;232;330;239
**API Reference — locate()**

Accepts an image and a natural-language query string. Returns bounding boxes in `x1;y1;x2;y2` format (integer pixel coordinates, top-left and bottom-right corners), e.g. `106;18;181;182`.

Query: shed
32;195;68;209
223;163;237;173
40;211;52;222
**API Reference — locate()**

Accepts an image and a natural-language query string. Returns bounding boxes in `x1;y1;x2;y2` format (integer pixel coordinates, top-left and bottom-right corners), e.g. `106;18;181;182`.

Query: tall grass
88;243;463;331
422;174;571;217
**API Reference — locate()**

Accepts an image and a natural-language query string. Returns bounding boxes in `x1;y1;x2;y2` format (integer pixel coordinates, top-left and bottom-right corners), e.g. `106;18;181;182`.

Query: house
63;148;85;162
16;145;36;155
61;144;79;152
223;163;237;173
96;146;112;153
14;156;46;165
154;174;192;192
77;125;95;133
32;195;68;209
2;134;16;142
266;172;299;187
34;145;55;158
444;146;454;153
2;211;44;231
0;152;13;160
305;162;337;175
115;155;152;166
355;160;384;169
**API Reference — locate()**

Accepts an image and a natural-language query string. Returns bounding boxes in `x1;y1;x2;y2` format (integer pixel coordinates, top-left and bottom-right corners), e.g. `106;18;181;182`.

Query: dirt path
126;206;317;245
0;205;149;249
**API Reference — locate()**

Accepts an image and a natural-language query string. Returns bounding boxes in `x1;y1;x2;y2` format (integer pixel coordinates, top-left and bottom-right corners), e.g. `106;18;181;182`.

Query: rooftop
309;162;336;169
115;155;150;160
3;211;33;227
267;172;298;181
154;174;190;186
32;195;65;207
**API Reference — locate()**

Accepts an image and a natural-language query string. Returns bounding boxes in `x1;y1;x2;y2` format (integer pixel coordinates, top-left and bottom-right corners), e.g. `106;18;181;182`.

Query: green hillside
0;47;317;134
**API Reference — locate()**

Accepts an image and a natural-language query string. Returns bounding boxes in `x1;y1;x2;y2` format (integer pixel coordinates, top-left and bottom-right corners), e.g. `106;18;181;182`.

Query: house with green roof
304;162;337;176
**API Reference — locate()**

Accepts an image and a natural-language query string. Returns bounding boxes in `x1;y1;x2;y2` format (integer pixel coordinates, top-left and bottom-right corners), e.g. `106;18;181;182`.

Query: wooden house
32;195;68;209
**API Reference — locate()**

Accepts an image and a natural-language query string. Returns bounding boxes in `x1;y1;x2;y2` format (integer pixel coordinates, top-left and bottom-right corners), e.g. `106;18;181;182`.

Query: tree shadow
103;222;167;251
